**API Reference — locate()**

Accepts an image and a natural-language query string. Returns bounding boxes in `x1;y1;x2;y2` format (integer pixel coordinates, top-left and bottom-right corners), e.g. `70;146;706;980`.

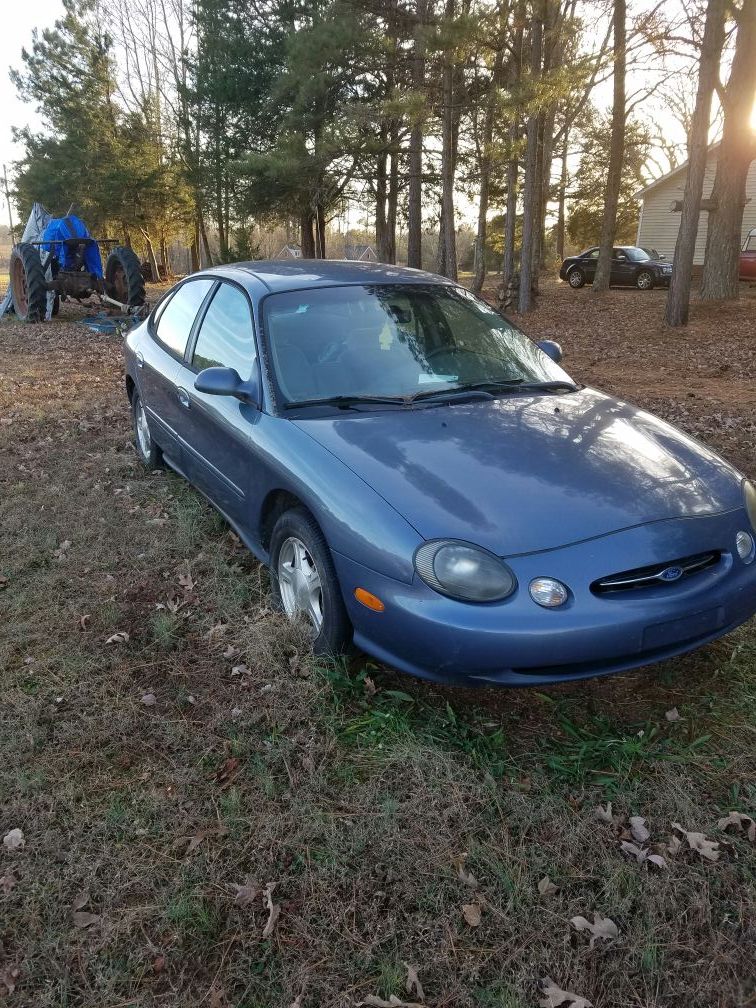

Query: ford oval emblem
659;566;683;582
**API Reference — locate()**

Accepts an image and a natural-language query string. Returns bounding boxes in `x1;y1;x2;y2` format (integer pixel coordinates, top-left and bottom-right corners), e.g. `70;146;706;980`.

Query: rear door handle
135;352;144;369
177;388;191;410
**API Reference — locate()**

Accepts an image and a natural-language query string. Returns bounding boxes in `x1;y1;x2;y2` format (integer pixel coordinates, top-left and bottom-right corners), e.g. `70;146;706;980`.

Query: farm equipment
4;204;146;323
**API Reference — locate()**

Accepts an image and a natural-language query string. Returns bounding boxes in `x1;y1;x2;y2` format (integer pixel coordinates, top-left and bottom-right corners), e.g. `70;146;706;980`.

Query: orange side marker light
354;588;385;612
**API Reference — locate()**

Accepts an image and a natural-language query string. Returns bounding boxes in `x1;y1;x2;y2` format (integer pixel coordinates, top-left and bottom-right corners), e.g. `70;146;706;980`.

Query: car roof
194;259;449;293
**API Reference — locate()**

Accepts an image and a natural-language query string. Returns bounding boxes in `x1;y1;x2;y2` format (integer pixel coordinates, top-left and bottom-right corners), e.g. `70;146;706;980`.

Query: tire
105;246;146;308
52;294;60;317
567;267;585;289
636;270;654;290
131;392;161;469
10;243;47;322
269;507;352;656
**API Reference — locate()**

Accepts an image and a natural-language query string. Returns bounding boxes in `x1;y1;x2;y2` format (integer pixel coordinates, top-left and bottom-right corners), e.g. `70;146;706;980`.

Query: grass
1;297;755;1007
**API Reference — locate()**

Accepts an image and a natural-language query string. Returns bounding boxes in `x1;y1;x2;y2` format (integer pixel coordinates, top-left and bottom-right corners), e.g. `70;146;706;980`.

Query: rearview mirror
537;339;563;364
195;366;260;407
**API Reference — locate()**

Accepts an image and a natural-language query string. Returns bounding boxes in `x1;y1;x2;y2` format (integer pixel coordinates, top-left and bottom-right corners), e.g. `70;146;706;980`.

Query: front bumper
333;511;756;686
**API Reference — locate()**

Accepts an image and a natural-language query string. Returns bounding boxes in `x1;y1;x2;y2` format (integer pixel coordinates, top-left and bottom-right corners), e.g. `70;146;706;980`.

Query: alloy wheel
277;536;324;632
637;271;653;290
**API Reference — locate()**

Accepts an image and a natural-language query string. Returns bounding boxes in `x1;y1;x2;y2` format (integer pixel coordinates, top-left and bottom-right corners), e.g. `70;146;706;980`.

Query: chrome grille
592;551;720;594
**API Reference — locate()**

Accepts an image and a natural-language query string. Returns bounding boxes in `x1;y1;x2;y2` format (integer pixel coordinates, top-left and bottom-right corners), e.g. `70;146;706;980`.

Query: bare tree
701;0;756;301
519;4;544;312
593;0;626;293
665;0;725;327
407;0;429;268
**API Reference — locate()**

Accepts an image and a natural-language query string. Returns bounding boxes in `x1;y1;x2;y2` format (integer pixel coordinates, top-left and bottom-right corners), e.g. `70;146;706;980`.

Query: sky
0;2;65;227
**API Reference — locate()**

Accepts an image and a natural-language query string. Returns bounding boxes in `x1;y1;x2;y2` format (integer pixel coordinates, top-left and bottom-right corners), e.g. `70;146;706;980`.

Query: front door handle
177;388;191;410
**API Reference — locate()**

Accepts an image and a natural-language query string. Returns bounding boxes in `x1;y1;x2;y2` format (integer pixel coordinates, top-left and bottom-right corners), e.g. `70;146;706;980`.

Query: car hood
293;388;743;556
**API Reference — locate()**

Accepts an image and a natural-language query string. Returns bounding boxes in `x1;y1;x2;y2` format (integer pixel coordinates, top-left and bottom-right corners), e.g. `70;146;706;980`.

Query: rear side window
154;279;214;358
192;283;256;379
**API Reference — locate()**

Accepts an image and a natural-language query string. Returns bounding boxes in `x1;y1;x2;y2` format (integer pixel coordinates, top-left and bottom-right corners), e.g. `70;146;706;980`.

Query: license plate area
642;607;724;650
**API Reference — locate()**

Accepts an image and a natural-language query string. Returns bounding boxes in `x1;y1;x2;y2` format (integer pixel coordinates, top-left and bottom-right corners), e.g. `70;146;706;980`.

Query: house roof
636;141;722;199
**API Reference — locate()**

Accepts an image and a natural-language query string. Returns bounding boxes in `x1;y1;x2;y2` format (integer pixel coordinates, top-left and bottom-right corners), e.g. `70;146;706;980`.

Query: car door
582;248;599;281
610;249;633;286
175;280;260;524
138;278;216;466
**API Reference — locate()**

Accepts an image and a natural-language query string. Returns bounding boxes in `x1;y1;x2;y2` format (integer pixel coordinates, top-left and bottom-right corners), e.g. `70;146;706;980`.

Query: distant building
277;243;302;259
344;243;378;262
636;143;756;265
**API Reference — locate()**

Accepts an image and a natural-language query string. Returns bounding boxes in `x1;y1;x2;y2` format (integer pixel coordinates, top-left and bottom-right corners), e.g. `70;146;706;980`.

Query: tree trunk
503;140;519;281
593;0;626;293
556;131;568;261
140;228;161;284
198;215;213;267
665;0;726;326
439;0;458;281
386;124;399;263
407;0;428;269
316;204;327;258
700;1;756;301
376;138;389;261
300;211;316;257
473;35;505;293
519;9;543;312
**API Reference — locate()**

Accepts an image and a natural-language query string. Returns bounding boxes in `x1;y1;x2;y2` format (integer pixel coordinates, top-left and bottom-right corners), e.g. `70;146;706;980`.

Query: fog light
529;577;569;608
736;530;755;564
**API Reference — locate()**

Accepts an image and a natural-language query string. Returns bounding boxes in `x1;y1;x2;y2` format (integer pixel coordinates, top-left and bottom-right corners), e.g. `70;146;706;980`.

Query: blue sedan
123;261;756;686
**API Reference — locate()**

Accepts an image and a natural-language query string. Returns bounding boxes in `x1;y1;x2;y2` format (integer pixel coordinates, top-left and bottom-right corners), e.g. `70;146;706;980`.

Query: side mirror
195;366;260;407
537;339;563;364
658;253;666;260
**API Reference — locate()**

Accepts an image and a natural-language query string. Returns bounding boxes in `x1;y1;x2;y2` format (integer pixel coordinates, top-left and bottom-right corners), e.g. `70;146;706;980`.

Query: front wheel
636;270;654;290
269;507;351;656
567;267;585;289
10;243;47;322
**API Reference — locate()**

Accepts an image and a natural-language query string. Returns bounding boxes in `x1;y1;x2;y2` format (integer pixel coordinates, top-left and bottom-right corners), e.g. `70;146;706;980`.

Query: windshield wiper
413;379;579;400
284;394;406;410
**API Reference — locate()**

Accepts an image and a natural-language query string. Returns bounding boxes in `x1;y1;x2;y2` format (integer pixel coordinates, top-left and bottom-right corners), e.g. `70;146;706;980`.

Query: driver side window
192;282;256;380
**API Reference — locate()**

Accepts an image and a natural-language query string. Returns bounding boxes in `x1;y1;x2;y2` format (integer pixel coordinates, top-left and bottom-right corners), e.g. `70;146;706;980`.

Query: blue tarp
41;215;103;277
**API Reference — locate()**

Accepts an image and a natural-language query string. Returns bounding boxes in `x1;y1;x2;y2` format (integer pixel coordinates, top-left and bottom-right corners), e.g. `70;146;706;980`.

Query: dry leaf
0;966;20;996
262;881;280;937
231;663;250;677
718;811;756;842
538;875;559;897
671;823;720;862
215;756;241;788
71;891;90;912
363;675;377;697
453;853;478;889
629;816;650;843
570;911;619;946
232;879;261;906
620;841;667;870
539;977;593;1008
54;539;72;559
664;707;680;721
178;572;195;591
208;987;227;1008
1;871;18;894
357;997;425;1008
0;574;8;589
78;614;91;630
594;802;613;824
140;692;157;706
667;833;682;856
289;996;305;1008
105;631;130;645
152;956;165;974
3;828;25;851
404;962;424;1001
72;911;101;929
462;902;482;926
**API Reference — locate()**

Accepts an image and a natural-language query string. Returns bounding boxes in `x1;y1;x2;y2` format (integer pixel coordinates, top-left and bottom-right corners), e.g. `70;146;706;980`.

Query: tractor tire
105;246;146;308
52;294;60;317
10;243;47;323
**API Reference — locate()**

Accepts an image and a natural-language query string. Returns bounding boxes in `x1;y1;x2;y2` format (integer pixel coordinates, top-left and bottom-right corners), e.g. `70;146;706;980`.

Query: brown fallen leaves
671;823;720;862
403;962;424;1002
356;997;426;1008
452;853;478;889
539;977;592;1008
718;810;756;843
3;828;25;851
538;875;559;897
71;890;101;928
570;912;619;947
214;757;242;789
461;902;482;927
231;878;281;938
105;631;130;645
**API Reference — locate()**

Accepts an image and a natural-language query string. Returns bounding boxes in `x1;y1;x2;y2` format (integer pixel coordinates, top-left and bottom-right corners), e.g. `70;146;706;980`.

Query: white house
636;143;756;264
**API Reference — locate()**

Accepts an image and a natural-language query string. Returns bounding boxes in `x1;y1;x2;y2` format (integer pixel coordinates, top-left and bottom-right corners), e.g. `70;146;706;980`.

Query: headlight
736;531;754;564
414;540;516;602
744;480;756;532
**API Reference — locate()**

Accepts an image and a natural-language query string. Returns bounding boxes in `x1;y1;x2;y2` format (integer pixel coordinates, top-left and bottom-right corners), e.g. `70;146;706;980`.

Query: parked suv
740;228;756;280
560;246;673;290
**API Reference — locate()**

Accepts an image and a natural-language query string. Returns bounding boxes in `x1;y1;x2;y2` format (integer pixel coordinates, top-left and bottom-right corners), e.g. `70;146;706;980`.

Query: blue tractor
9;211;146;322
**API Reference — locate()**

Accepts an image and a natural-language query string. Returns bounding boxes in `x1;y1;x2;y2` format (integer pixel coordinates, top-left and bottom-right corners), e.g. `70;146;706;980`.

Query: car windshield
262;284;575;406
626;248;651;262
